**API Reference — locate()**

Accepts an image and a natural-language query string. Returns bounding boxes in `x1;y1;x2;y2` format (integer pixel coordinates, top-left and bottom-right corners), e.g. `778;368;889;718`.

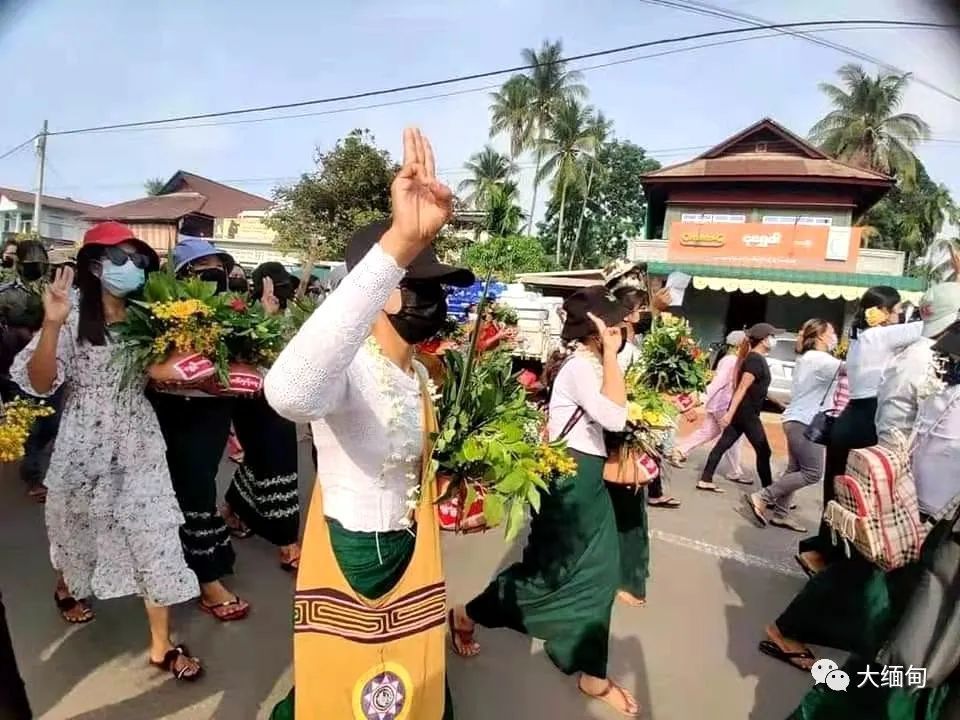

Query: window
681;213;746;224
761;215;832;226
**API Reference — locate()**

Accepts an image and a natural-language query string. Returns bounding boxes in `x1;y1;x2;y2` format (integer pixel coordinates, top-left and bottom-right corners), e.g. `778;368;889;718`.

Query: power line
53;25;906;138
638;0;960;103
0;135;38;162
45;19;955;138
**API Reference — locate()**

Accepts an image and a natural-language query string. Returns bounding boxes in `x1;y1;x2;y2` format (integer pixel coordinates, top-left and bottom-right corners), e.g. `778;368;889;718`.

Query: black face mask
1;256;14;269
20;262;47;282
228;277;249;293
197;268;228;294
388;282;448;345
618;327;628;355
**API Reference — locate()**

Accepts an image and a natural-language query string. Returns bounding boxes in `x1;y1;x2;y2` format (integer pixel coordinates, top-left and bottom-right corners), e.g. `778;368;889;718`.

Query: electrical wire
45;19;955;138
0;135;38;162
638;0;960;103
53;25;906;138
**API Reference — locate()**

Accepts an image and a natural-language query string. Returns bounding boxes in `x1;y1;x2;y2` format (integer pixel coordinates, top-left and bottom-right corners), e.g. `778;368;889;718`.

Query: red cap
83;221;137;248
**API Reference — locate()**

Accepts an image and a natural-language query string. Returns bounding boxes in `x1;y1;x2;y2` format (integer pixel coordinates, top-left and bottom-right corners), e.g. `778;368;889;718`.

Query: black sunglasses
103;245;150;269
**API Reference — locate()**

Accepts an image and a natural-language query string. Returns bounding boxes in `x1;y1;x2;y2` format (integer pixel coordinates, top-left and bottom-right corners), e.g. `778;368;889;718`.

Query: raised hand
260;276;280;316
382;127;454;267
43;267;73;325
588;312;623;357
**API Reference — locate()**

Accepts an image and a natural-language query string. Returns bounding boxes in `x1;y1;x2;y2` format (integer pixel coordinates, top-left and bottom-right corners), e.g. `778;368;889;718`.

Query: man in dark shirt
696;322;780;492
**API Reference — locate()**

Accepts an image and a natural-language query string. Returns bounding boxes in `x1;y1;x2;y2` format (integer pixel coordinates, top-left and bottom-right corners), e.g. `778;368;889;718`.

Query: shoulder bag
803;363;844;445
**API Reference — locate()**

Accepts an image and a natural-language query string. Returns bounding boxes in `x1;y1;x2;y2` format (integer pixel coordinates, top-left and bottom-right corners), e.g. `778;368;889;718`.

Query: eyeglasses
103;245;150;269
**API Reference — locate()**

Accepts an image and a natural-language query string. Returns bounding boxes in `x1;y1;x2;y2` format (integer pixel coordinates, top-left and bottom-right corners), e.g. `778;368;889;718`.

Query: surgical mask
767;336;778;349
388;282;448;345
197;268;228;294
20;262;46;282
825;335;838;352
228;277;249;293
101;259;145;298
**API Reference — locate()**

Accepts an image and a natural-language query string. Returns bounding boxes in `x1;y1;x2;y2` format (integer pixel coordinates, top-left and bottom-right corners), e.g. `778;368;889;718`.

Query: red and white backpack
825;423;929;571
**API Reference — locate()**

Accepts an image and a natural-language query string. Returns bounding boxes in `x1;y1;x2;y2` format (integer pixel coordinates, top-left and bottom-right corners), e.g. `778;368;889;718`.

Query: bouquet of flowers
432;346;575;541
624;366;679;459
112;272;285;394
0;399;54;462
638;313;711;395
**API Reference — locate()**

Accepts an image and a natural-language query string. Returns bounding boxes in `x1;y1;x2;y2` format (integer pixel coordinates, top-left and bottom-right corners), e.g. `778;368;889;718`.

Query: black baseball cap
345;218;475;287
561;285;631;341
746;322;783;341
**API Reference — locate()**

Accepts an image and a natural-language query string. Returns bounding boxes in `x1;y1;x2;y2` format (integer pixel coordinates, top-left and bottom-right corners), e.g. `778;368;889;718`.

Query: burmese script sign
666;222;861;272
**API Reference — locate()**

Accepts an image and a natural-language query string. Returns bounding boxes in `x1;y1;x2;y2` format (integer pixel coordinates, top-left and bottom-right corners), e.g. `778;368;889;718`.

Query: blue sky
0;0;958;222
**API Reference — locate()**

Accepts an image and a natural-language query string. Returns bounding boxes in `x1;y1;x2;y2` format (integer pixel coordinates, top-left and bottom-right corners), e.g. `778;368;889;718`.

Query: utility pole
32;120;48;239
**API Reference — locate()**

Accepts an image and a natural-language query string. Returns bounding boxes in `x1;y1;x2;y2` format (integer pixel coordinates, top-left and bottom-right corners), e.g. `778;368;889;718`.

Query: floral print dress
11;311;198;605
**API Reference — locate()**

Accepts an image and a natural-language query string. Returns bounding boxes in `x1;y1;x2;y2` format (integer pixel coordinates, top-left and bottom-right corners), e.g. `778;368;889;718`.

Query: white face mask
826;335;838;351
767;336;778;349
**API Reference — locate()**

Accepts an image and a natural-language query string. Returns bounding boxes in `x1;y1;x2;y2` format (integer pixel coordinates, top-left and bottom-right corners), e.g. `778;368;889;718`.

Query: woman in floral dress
11;221;203;681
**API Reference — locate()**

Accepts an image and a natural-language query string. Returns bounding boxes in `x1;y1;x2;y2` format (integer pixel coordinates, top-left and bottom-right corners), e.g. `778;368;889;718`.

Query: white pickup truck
495;284;565;363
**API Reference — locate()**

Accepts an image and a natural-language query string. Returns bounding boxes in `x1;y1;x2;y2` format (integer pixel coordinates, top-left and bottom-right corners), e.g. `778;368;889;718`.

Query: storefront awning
647;262;926;303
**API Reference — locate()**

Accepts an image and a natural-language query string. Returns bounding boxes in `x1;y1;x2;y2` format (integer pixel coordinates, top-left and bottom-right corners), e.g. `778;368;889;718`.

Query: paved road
2;430;823;720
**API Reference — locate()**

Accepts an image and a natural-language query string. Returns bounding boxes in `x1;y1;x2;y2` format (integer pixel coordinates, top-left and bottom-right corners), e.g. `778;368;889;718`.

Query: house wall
662;204;854;240
0;202;90;244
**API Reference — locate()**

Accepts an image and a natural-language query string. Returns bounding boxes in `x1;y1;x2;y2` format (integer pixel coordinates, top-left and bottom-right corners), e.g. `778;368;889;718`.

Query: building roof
160;171;271;217
82;192;212;222
0;187;101;214
643;118;893;186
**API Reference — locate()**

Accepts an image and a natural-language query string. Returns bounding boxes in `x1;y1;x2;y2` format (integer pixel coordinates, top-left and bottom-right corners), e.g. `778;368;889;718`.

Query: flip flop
447;609;480;657
741;493;767;528
54;592;94;624
758;639;816;671
696;482;725;494
770;517;807;533
149;644;203;681
199;596;250;622
794;554;822;579
648;497;682;508
578;678;639;717
727;476;754;485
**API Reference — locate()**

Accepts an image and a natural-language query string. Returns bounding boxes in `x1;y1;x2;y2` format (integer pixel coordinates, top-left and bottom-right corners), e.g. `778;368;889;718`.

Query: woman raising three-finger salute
450;286;641;718
266;128;474;720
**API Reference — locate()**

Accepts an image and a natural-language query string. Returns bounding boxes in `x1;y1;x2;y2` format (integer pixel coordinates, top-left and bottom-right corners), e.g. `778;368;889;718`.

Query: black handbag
876;495;960;690
803;364;843;445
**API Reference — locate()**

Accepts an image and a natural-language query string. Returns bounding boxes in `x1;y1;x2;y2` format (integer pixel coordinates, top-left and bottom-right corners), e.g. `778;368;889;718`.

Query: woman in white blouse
449;286;640;718
265;129;472;720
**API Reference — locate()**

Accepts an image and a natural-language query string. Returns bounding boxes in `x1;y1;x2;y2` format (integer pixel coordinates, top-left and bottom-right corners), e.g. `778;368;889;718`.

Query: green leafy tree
461;234;549;280
457;146;517;209
810;64;930;184
265;130;397;293
489;76;534;161
570;111;614;269
144;177;166;196
539;139;661;268
537;99;596;264
484;182;525;237
861;162;957;264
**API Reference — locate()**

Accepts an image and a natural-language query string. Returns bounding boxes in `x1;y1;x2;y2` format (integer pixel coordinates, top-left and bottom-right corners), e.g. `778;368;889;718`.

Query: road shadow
719;526;812;720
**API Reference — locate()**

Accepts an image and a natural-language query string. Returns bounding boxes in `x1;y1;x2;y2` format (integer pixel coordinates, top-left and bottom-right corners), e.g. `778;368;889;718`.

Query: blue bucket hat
172;236;235;273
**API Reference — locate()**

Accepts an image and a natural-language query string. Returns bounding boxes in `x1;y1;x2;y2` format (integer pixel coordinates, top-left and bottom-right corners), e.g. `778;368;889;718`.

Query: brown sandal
54;592;94;624
150;645;203;681
447;609;479;657
27;485;47;503
578;678;639;717
199;596;249;622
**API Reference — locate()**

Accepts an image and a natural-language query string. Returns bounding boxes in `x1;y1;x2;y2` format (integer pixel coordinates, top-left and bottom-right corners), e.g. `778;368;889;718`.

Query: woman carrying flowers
450;285;640;718
222;262;302;571
11;221;203;681
265;128;473;720
146;238;249;622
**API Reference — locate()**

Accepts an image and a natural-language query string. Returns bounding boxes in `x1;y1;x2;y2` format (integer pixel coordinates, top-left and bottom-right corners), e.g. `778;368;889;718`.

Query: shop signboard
666;222;861;271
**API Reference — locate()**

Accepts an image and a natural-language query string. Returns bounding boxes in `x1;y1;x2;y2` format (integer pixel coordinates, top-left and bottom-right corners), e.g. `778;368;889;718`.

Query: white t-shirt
547;352;627;457
782;350;843;426
846;322;923;399
875;338;935;448
912;385;960;517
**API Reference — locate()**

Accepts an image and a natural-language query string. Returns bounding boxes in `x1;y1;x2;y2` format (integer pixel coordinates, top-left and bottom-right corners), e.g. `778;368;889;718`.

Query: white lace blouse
265;244;426;533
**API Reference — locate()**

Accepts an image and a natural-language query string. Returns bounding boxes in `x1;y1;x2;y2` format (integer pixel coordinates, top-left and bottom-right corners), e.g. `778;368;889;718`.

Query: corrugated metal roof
0;186;101;213
82;193;211;221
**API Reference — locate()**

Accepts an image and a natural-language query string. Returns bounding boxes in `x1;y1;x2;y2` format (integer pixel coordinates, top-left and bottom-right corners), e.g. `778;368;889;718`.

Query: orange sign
666;222;861;272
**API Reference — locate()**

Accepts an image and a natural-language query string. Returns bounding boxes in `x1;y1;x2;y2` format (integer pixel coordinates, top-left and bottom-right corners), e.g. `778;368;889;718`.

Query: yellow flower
864;306;888;328
153;299;212;321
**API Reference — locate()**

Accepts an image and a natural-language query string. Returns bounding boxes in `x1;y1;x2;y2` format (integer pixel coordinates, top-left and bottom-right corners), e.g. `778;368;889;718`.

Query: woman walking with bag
742;319;842;533
449;285;640;718
266;128;473;720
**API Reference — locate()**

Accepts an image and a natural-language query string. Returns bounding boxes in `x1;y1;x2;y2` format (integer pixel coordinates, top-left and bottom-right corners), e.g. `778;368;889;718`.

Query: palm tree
144;177;166;196
520;39;587;235
457;146;517;209
537;99;596;264
485;181;525;237
489;76;533;161
569;111;614;269
809;64;930;184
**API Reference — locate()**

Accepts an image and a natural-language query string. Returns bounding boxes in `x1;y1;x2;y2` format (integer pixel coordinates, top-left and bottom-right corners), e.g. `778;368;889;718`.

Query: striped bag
824;434;926;571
